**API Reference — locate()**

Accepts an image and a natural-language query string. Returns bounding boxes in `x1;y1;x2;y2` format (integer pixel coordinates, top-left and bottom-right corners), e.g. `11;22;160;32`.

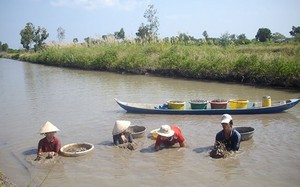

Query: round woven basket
60;142;94;157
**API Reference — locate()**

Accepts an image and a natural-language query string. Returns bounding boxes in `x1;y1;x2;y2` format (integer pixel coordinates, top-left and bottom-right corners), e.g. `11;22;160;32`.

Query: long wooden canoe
114;97;300;115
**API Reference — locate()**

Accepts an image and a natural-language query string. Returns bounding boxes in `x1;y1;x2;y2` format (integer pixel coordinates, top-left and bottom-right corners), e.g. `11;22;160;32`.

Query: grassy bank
3;42;300;88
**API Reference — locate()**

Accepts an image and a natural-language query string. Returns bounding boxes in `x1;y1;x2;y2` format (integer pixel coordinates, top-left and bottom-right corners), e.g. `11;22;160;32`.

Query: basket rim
233;126;255;134
60;142;94;154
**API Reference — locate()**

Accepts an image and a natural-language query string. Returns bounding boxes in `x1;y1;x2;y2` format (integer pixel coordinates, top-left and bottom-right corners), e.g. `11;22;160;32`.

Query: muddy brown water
0;58;300;186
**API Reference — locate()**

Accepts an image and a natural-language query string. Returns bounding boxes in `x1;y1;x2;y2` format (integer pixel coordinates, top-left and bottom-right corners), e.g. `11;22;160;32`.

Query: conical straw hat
39;121;60;134
112;120;131;135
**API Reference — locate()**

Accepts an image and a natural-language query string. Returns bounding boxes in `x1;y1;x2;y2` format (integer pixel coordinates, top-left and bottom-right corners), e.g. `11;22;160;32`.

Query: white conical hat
112;120;131;135
39;121;60;134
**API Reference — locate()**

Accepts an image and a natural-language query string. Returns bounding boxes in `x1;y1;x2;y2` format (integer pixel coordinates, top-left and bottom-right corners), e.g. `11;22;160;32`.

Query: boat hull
114;98;300;115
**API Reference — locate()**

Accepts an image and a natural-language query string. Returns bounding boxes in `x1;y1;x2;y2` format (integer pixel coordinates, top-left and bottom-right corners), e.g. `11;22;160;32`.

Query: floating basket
60;143;94;157
234;126;255;141
128;125;146;139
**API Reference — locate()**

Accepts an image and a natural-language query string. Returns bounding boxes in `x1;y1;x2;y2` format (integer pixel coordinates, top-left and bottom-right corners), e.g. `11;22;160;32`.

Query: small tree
2;43;8;51
289;26;300;37
33;26;49;51
289;26;300;41
114;28;125;40
136;23;150;42
20;22;35;50
57;27;65;42
202;30;208;41
136;4;159;42
73;38;78;44
0;42;9;52
219;32;231;47
235;34;250;45
255;28;272;42
272;32;286;40
144;4;159;39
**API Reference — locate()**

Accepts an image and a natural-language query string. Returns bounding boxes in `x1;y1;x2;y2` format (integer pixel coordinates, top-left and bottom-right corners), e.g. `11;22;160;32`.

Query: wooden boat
114;97;300;115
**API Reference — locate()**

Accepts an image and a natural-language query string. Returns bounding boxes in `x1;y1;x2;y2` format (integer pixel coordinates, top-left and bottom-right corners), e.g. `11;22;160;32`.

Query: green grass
5;42;300;88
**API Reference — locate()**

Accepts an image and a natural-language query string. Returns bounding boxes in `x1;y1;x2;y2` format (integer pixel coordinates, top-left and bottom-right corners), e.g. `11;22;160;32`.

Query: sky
0;0;299;49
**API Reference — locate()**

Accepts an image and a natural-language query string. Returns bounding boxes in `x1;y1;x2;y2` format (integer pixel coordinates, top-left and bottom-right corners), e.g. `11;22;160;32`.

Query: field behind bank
4;42;300;88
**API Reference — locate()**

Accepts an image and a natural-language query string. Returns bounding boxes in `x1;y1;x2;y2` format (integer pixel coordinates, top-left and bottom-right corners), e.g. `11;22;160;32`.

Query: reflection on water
0;58;300;186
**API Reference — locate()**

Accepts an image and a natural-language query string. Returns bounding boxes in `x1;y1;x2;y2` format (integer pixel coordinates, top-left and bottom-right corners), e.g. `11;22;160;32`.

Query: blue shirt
216;129;241;151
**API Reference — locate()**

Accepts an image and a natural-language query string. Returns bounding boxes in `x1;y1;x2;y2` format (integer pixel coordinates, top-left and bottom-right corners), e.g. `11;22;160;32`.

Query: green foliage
144;4;159;38
8;41;300;88
255;28;272;42
73;38;78;43
20;22;35;50
114;28;125;40
272;32;286;40
289;26;300;37
136;4;159;42
290;26;300;42
0;41;9;52
202;31;208;41
93;48;117;70
33;26;49;52
136;23;150;43
57;27;65;42
20;22;49;51
219;32;232;47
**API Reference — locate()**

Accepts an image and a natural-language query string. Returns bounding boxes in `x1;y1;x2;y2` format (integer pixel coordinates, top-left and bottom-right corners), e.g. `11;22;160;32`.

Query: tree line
8;4;300;51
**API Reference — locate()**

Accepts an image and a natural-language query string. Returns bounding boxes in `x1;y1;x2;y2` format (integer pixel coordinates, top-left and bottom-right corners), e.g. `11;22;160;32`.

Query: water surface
0;58;299;187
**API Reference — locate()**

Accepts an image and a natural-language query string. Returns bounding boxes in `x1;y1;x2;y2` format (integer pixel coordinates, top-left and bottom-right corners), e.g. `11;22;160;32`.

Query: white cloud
50;0;147;11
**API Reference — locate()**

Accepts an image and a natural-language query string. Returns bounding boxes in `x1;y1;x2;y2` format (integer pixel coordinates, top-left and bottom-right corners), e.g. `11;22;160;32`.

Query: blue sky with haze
0;0;299;49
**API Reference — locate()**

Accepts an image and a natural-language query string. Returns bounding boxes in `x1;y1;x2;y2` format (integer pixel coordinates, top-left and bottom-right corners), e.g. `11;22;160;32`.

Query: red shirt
155;126;185;147
38;136;61;154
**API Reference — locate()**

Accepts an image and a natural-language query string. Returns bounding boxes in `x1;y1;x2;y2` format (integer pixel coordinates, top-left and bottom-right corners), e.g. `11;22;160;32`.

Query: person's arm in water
155;144;160;151
232;131;241;151
54;137;61;155
155;136;162;151
126;132;133;143
179;142;185;147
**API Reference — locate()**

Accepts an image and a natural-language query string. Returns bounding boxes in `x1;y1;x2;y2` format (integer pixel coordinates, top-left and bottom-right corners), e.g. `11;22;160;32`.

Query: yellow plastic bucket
230;99;248;109
235;99;249;109
229;100;237;109
262;96;271;107
167;101;185;110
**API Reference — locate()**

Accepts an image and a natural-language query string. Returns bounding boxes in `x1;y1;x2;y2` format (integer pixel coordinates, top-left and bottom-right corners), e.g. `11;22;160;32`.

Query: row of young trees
19;4;300;51
20;22;49;51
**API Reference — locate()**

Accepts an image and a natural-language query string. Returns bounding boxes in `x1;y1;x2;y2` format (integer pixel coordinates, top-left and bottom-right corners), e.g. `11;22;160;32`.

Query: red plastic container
210;101;228;109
